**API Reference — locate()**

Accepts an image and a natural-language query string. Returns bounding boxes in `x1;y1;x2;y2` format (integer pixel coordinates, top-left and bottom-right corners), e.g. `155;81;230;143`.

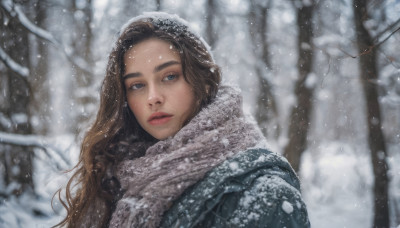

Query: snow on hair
118;11;215;62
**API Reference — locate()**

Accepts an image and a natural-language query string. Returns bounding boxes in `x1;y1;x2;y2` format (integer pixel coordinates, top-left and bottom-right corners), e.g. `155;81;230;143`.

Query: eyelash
129;83;145;91
127;73;179;91
163;73;178;81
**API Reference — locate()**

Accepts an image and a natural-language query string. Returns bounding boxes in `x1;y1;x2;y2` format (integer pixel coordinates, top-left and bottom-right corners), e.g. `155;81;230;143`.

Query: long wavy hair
53;13;221;227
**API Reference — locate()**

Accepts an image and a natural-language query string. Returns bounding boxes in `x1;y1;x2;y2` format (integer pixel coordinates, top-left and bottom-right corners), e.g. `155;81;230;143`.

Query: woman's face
123;38;196;140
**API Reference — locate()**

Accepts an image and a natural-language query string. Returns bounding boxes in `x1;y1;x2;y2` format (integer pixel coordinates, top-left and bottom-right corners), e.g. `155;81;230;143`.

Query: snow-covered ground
0;135;77;228
302;142;373;228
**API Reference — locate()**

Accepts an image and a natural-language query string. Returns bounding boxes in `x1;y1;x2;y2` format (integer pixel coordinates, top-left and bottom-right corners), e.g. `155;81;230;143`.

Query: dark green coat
160;148;310;228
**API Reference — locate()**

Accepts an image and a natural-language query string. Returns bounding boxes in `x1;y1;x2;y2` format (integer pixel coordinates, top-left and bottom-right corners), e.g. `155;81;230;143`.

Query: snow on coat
160;148;310;228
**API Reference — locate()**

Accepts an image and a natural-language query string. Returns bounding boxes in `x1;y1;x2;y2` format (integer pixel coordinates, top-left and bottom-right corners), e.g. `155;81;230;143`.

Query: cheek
179;88;197;113
127;98;143;119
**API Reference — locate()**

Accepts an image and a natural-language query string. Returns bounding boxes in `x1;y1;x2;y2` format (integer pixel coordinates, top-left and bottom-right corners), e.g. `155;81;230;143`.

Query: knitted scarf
82;86;266;228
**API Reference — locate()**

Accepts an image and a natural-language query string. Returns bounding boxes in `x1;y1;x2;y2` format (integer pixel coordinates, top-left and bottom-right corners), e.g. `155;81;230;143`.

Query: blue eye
130;83;144;90
164;74;177;81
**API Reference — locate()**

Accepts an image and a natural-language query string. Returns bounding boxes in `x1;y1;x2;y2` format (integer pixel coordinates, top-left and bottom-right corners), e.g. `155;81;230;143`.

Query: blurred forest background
1;0;400;227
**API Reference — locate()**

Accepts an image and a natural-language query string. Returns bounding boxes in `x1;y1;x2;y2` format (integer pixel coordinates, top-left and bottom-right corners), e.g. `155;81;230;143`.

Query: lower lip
148;116;172;125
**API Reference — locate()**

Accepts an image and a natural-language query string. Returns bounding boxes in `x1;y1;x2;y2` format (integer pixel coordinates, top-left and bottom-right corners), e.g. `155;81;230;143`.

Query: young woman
55;12;310;228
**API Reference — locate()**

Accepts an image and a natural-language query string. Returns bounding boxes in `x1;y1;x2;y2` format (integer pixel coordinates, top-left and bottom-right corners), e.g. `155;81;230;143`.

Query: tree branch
0;46;30;77
1;0;58;44
373;17;400;43
337;18;400;59
375;26;400;48
1;0;93;76
0;131;72;169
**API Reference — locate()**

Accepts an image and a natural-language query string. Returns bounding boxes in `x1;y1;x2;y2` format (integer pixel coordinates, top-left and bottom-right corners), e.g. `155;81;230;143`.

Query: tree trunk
0;3;34;197
156;0;162;11
352;0;389;227
205;0;217;48
31;0;50;135
283;2;314;172
248;0;279;138
70;0;95;134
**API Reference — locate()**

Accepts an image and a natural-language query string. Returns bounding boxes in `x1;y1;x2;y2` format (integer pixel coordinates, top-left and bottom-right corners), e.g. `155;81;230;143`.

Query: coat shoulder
218;173;310;227
160;148;310;228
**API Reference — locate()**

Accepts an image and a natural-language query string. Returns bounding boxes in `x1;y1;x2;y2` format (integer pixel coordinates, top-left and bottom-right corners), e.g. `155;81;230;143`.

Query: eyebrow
123;60;181;80
154;60;180;73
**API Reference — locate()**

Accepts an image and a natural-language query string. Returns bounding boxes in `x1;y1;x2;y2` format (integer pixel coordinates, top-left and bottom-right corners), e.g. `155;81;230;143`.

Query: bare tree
248;0;279;138
68;0;96;134
0;0;94;198
30;0;51;135
353;0;389;227
0;0;34;197
156;0;162;11
283;0;315;172
205;0;217;48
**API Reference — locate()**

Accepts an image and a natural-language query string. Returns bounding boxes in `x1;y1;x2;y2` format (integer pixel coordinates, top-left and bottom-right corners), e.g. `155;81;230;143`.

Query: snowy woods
1;0;400;227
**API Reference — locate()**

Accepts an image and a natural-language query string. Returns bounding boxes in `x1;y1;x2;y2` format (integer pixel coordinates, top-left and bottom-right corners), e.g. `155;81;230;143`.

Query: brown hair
53;13;221;227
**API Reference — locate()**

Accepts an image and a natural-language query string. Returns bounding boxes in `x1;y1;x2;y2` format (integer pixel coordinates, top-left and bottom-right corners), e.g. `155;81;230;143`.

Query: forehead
124;38;180;61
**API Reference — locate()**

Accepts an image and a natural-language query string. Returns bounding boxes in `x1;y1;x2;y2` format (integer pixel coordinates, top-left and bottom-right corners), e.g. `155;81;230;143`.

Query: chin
151;131;172;140
152;129;179;140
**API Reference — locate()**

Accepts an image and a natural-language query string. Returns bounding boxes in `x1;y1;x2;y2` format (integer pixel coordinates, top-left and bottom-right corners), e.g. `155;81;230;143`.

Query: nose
147;84;164;108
